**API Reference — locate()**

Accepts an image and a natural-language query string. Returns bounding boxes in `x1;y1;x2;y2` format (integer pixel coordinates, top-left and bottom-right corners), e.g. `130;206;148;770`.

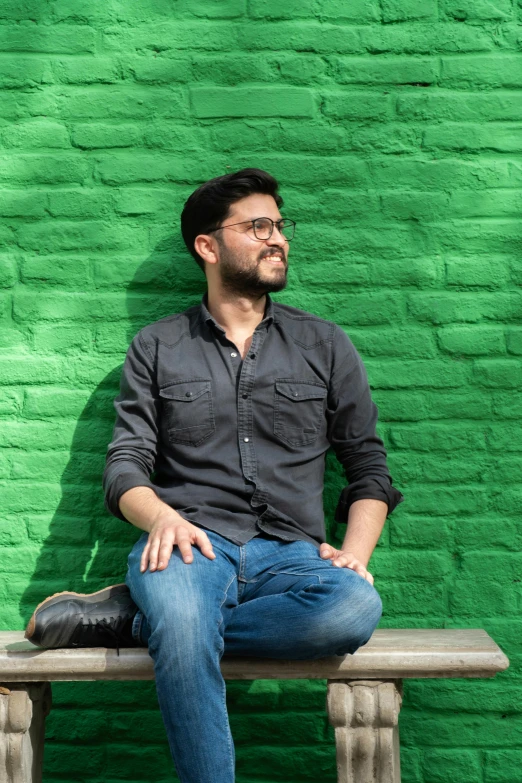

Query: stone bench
0;628;509;783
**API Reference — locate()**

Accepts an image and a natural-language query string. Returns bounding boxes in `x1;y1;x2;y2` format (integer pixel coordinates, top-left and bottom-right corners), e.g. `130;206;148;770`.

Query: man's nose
267;224;287;245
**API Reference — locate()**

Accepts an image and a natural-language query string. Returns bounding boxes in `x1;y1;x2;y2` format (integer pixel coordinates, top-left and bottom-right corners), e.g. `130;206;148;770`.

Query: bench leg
0;683;52;783
327;679;402;783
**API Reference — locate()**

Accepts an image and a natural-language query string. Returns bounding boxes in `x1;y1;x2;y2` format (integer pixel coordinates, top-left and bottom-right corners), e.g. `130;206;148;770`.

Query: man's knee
308;575;382;656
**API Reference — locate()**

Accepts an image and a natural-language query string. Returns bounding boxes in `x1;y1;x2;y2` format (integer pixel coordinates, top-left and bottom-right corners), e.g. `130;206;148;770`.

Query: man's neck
206;289;267;335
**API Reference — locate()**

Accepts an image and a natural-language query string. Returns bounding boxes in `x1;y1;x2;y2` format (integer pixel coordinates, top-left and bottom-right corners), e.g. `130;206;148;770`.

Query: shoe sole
24;584;129;642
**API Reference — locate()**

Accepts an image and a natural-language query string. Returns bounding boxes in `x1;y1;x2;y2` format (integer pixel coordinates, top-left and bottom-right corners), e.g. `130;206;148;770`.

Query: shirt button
230;352;237;358
293;392;298;397
242;393;248;399
186;392;193;397
249;353;256;359
244;437;249;443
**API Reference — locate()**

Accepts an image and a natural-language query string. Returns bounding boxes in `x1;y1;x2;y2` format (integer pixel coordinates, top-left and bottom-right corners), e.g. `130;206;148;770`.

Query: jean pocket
273;379;327;447
159;379;215;446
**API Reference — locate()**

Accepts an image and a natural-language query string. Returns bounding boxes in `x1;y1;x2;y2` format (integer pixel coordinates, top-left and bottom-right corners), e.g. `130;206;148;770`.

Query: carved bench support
0;683;52;783
327;679;402;783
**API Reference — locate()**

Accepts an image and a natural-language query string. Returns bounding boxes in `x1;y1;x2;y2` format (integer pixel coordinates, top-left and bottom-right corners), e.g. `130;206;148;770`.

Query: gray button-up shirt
103;293;403;548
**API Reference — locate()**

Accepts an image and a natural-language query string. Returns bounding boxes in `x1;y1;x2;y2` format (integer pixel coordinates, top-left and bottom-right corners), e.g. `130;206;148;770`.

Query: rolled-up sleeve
327;326;403;522
103;332;159;521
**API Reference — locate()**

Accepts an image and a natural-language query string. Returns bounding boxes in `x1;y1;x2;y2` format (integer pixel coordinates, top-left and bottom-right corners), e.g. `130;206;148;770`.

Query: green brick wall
1;1;521;781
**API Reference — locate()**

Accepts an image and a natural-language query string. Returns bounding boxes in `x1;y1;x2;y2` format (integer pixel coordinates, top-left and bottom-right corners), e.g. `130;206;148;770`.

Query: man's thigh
126;530;240;632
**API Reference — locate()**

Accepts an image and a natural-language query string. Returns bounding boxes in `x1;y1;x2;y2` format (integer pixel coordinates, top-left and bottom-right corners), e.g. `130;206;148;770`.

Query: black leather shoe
25;584;140;651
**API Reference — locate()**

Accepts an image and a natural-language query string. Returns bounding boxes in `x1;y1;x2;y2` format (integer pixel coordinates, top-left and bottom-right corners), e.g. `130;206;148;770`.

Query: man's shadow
19;233;345;778
20;234;209;614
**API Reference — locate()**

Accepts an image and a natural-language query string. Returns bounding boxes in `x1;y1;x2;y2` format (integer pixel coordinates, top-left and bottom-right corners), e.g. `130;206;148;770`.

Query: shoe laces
70;614;131;656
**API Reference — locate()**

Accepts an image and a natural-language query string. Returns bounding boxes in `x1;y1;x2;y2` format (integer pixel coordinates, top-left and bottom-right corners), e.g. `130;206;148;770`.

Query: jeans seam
217;573;236;777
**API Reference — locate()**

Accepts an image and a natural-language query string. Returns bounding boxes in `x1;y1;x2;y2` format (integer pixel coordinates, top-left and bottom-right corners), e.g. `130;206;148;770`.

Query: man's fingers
157;532;176;570
147;535;162;571
140;541;151;573
195;530;216;560
175;529;194;563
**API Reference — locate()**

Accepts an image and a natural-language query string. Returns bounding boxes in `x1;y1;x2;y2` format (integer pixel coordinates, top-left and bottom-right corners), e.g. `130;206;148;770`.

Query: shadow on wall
19;234;208;619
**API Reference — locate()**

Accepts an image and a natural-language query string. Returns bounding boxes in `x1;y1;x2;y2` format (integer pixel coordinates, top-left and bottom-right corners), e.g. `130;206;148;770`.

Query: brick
322;92;390;120
0;56;50;88
0;356;63;385
350;328;436;358
17;221;148;253
72;123;142;149
389;423;486;452
0;256;17;286
125;55;192;84
55;86;189;120
396;90;522;122
248;0;379;21
441;55;522;88
53;55;120;84
485;751;522;783
493;393;522;419
20;256;90;288
366;360;468;389
390;453;485;483
23;388;91;419
390;516;453;549
332;56;438;85
48;189;113;218
401;485;488;515
505;328;522;355
446;256;509;288
380;192;450;221
191;53;275;84
0;153;89;185
421;750;482;783
191;86;315;118
32;323;93;354
455;516;521;549
460;552;522;583
474;359;522;389
438;325;505;356
424;124;522;153
237;21;363;55
442;0;513;20
381;0;438;22
409;292;522;324
372;551;451;582
486;424;522;452
0;22;96;53
271;53;328;85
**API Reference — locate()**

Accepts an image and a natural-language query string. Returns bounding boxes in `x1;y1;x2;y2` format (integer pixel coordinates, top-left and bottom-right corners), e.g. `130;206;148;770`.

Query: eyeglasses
208;217;296;242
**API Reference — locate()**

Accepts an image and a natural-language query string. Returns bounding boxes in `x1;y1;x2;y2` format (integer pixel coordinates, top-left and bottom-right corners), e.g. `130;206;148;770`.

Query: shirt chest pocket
274;379;327;447
159;379;215;446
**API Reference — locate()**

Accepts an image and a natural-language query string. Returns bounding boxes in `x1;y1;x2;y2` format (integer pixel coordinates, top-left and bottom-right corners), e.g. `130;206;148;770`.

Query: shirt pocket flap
275;380;327;402
159;380;211;402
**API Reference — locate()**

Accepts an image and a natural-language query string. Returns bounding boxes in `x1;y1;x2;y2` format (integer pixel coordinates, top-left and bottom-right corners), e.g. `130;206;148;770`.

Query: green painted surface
0;2;520;781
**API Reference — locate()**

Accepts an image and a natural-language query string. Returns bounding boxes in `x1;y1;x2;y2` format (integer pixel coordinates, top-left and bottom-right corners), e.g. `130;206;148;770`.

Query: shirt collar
200;292;276;333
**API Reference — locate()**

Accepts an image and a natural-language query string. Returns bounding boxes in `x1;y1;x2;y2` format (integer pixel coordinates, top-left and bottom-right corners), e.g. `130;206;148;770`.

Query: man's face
213;193;289;297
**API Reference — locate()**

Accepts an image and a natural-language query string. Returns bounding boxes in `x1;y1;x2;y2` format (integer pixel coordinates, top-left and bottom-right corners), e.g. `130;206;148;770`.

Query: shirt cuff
334;478;404;523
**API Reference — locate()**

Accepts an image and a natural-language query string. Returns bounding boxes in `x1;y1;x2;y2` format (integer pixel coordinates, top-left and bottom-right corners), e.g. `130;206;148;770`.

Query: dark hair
180;168;283;271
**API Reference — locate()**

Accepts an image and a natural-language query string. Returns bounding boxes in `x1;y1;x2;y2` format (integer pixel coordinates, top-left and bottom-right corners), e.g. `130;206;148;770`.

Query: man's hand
319;543;374;585
141;518;216;573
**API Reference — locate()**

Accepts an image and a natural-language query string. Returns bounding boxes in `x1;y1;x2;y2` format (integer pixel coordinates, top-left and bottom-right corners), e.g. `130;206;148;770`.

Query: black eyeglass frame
207;217;296;242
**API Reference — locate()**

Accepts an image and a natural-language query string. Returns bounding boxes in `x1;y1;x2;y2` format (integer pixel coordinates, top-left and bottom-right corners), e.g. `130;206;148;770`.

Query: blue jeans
126;529;382;783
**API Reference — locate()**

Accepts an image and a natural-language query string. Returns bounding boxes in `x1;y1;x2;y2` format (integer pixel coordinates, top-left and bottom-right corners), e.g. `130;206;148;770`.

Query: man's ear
194;234;219;266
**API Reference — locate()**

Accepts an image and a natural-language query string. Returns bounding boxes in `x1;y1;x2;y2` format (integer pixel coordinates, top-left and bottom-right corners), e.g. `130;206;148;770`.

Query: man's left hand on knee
319;544;374;585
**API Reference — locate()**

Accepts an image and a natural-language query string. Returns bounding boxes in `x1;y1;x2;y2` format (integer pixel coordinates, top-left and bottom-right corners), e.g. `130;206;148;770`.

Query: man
25;168;403;783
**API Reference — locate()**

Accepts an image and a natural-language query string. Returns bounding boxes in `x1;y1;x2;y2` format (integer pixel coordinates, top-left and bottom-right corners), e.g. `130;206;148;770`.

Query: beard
218;242;288;298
